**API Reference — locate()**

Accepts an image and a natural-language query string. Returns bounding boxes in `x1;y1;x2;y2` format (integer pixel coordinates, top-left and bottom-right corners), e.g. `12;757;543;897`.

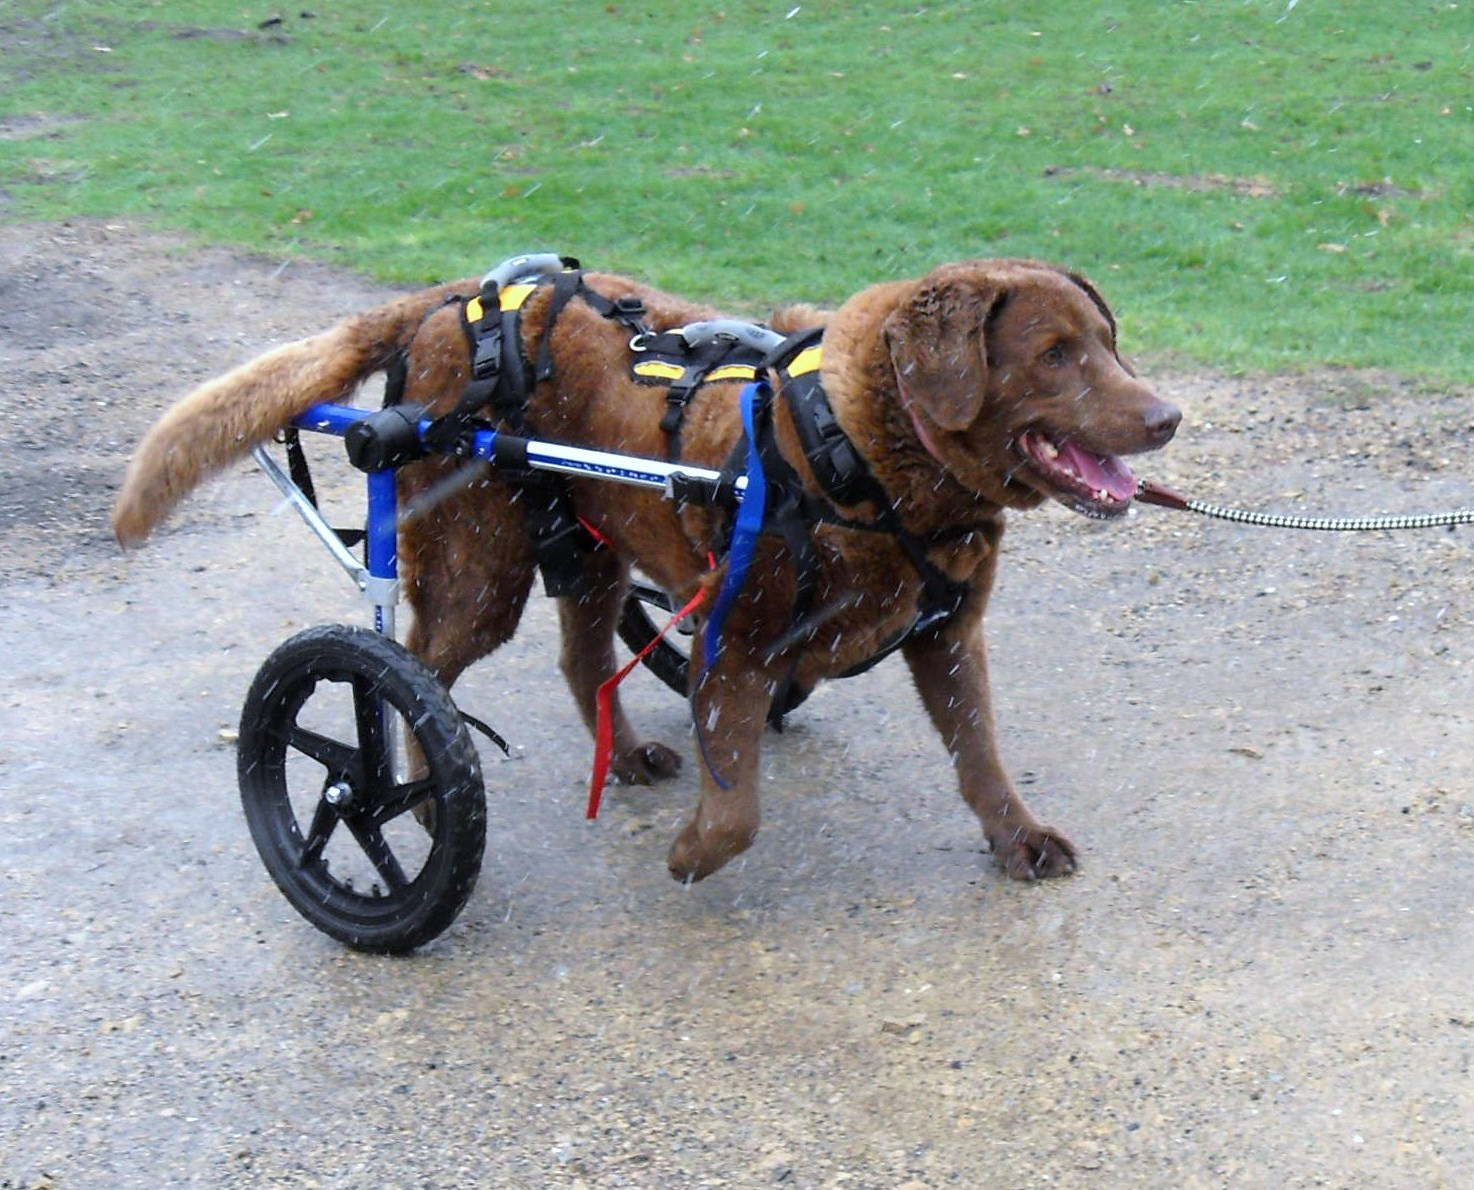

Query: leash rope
1136;480;1474;533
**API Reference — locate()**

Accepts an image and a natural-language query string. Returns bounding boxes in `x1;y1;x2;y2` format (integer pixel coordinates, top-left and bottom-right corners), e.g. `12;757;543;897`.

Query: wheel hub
323;779;357;813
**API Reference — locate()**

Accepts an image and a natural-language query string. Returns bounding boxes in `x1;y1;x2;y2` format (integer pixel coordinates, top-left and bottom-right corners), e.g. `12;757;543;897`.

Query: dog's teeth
1041;440;1059;459
1095;488;1110;502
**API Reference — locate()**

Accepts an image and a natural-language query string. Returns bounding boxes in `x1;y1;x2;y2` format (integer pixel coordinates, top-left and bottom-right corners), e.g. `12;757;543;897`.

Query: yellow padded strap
787;345;823;376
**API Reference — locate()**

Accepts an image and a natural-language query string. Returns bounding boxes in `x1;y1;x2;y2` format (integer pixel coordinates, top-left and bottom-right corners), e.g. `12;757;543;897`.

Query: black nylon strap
424;286;505;455
785;372;882;509
758;325;823;373
574;283;649;336
521;474;596;599
494;305;528;426
280;427;365;549
381;349;408;409
655;337;745;456
535;270;585;383
460;709;511;756
774;333;971;631
283;426;317;508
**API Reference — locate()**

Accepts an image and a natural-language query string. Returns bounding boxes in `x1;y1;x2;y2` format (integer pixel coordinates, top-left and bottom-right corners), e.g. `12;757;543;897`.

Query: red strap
586;588;707;819
577;515;613;549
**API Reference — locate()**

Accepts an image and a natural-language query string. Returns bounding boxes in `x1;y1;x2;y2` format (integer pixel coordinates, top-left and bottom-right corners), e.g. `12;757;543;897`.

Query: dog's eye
1040;344;1067;367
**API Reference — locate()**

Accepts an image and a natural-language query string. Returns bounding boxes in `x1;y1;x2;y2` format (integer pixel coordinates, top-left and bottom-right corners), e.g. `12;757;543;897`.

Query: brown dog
112;258;1178;883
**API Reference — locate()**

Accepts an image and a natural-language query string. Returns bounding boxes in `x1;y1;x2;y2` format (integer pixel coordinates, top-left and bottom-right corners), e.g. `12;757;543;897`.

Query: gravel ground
2;218;1473;1188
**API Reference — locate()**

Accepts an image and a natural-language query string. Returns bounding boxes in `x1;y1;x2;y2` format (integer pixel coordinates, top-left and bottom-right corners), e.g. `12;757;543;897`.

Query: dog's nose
1143;399;1181;446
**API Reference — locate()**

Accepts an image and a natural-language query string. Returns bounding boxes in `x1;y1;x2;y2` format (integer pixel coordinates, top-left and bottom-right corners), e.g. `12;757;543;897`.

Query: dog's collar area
889;372;1032;524
774;329;890;513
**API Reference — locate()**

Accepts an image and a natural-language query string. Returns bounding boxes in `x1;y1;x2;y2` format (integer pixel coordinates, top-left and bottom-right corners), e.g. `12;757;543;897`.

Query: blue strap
692;381;771;791
701;382;770;674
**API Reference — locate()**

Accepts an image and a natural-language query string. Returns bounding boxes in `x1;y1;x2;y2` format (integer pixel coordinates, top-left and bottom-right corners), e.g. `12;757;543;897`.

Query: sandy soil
3;218;1473;1188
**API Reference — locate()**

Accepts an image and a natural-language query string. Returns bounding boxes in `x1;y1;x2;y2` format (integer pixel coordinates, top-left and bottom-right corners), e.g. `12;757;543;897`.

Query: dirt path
3;219;1472;1188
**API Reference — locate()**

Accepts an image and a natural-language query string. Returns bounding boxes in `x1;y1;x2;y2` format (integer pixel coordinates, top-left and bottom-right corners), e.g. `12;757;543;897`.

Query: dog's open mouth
1015;430;1137;519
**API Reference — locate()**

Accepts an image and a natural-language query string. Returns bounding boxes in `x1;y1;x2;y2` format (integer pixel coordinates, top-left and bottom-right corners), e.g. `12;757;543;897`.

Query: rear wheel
238;625;486;953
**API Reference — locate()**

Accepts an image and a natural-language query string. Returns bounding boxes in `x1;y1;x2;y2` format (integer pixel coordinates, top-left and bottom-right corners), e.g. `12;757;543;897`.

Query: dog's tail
111;282;467;547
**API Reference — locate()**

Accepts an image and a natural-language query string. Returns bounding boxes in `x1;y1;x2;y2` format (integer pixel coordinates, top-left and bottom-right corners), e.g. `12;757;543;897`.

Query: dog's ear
883;277;1004;432
1058;268;1128;356
1060;268;1140;376
1061;270;1115;342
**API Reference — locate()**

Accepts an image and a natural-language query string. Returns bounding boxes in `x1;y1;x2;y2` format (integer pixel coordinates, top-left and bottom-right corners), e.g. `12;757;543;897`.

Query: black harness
361;254;976;684
381;256;649;598
627;321;775;456
774;333;976;633
737;330;975;696
426;257;647;454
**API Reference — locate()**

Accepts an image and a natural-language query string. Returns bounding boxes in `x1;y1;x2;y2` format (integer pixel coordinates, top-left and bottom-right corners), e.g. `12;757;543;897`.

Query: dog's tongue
1058;440;1137;501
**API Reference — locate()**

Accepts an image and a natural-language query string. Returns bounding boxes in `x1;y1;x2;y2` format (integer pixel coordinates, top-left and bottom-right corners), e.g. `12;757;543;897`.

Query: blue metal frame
362;469;397;635
260;402;748;642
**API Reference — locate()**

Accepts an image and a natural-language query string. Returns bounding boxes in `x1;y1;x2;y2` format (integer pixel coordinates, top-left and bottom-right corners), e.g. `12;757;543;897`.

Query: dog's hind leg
399;470;538;689
396;477;535;833
405;571;536;692
557;546;682;785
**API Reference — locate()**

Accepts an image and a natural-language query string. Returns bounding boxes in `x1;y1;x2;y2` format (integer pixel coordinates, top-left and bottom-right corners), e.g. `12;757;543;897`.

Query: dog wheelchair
240;325;765;953
235;248;973;951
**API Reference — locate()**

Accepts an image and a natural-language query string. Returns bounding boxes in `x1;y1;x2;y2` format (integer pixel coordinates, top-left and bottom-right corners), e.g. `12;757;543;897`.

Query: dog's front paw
614;741;682;785
667;821;718;883
666;814;757;883
992;825;1078;880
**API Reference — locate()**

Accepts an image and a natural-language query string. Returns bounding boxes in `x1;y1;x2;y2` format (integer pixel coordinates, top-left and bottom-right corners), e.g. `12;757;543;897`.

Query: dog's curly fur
113;259;1178;883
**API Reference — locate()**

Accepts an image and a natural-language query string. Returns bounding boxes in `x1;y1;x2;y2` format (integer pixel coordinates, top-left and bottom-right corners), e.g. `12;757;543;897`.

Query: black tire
617;582;809;725
238;625;486;953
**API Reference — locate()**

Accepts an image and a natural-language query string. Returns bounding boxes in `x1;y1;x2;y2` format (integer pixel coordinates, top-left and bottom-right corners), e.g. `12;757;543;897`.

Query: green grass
3;1;1472;379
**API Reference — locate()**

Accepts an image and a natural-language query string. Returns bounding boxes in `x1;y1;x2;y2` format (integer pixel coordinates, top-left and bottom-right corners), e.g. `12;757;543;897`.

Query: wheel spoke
344;818;409;891
299;798;340;868
285;724;357;777
351;675;392;793
370;777;438;826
